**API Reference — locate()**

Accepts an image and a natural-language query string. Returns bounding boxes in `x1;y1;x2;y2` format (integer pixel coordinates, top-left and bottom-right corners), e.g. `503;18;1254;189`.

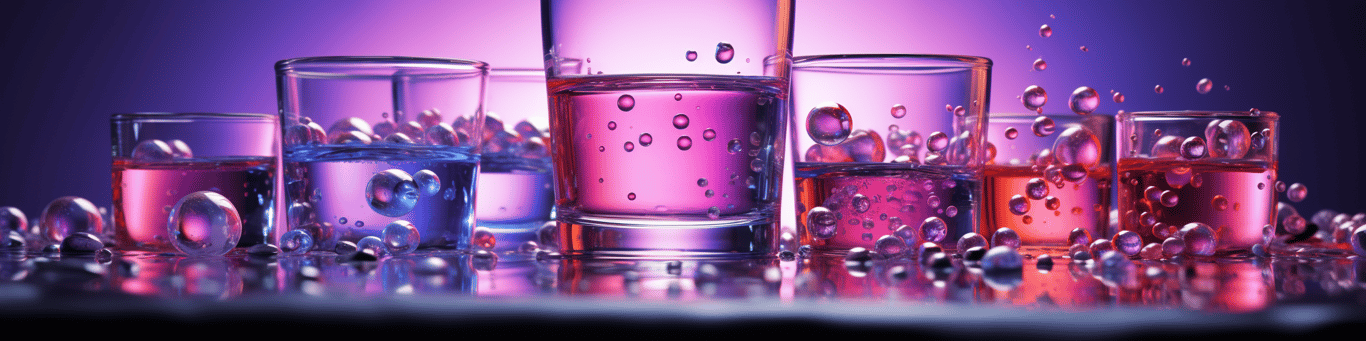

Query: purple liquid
548;75;786;256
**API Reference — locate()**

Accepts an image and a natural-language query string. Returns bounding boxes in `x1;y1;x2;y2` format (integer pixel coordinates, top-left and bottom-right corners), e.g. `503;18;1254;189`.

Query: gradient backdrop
1;0;1362;223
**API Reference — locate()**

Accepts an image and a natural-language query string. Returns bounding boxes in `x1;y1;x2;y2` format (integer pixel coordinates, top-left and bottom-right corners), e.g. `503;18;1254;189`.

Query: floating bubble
920;217;948;243
1031;116;1056;137
617;95;635;111
1113;230;1142;256
1053;127;1102;169
167;191;241;257
382;220;420;254
982;246;1024;272
957;233;988;253
1039;24;1052;38
890;104;907;118
1068;86;1099;115
1159;190;1179;207
607;121;617;130
1212;195;1229;211
953;106;966;116
1180;136;1207;159
471;226;495;250
39;196;103;242
1033;58;1047;71
676;136;693;150
414;170;441;197
366;169;420;217
280;229;313;255
638;133;653;147
1044;196;1061;210
1283;214;1307;235
1005;128;1019;140
727;139;744;154
623;141;635;152
992;227;1021;249
1022;85;1047;112
1112;92;1125;103
1069;228;1091;246
1196;78;1213;94
1008;195;1031;215
1154;85;1164;94
356;236;387;258
874;235;907;256
1151;135;1183;158
425;123;459;146
806;207;837;239
627;192;636;201
843;130;886;162
926;131;949;152
0;207;27;235
1182;58;1191;67
806;103;853;146
851;194;870;213
706;207;721;219
714;42;735;63
1352;226;1366;256
1209;120;1251;159
132;139;176;162
1287;183;1307;202
1178;223;1216;256
703;129;716;141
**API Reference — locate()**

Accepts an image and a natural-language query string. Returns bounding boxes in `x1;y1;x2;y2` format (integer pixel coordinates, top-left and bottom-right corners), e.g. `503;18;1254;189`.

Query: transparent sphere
1113;230;1143;256
1008;195;1031;215
537;221;559;250
1287;183;1308;202
1351;226;1366;256
806;103;854;146
414;170;441;197
1162;237;1185;257
1068;86;1099;115
472;226;496;250
992;227;1021;249
357;236;387;258
1068;228;1091;246
1179;223;1217;256
806;207;838;239
1022;85;1048;112
167;191;241;257
383;220;421;254
714;42;735;63
1139;243;1163;260
920;217;948;243
874;235;907;256
1025;178;1049;200
981;246;1024;272
1031;116;1056;137
366;169;420;217
40;196;103;243
132;139;176;162
1053;127;1102;169
0;206;27;235
60;232;105;254
957;233;988;254
617;94;635;111
280;229;314;255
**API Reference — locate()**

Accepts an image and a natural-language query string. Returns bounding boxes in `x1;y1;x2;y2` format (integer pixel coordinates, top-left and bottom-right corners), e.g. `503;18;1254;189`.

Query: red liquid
1116;159;1276;254
981;165;1112;251
112;157;275;252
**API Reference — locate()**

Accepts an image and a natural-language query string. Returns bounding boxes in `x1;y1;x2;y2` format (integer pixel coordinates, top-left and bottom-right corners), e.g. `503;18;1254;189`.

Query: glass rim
1119;110;1279;120
792;54;992;69
111;112;276;123
275;56;489;76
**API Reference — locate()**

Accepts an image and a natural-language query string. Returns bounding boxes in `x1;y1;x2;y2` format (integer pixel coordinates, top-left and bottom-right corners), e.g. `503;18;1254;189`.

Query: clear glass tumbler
275;56;488;252
1116;110;1279;256
543;0;795;257
983;113;1114;253
478;68;554;252
111;113;278;253
791;54;992;256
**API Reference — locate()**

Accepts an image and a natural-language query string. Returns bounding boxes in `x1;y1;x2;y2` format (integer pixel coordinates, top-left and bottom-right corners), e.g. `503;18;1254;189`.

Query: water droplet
39;196;103;243
1111;230;1141;256
1068;86;1099;115
957;233;988;253
806;103;853;146
623;141;635;152
992;227;1021;249
1039;24;1053;38
637;133;654;147
1178;223;1216;256
1004;127;1019;140
626;192;637;201
727;139;743;154
1181;58;1191;67
1022;85;1048;112
1008;195;1031;215
132;139;175;162
1053;127;1102;169
1031;116;1056;137
1032;58;1047;71
607;121;617;130
617;95;635;111
1112;92;1125;103
280;229;314;255
1069;228;1091;246
382;220;420;254
1180;136;1207;159
367;169;420;217
807;207;837;239
953;106;966;116
1025;178;1049;200
704;189;714;198
673;136;693;150
1287;183;1307;202
714;42;734;63
702;129;717;141
1044;196;1061;210
982;246;1024;272
1154;85;1164;94
920;217;948;243
1159;190;1179;207
167;191;241;257
1196;78;1213;94
414;169;440;197
926;195;942;208
1211;195;1230;211
667;114;691;130
926;131;949;152
685;50;698;61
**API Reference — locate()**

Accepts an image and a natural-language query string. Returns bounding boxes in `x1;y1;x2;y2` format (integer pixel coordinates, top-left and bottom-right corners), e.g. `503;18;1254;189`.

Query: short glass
982;113;1114;252
477;68;554;252
1116;110;1279;256
543;0;794;257
275;56;488;251
111;113;278;252
791;54;992;256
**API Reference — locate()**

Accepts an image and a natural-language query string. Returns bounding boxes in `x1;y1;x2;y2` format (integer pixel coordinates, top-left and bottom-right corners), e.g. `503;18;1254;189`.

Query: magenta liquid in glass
113;157;275;251
550;75;786;257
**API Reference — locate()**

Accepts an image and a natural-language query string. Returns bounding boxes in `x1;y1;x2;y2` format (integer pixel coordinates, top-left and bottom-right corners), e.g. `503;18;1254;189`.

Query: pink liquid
112;157;275;252
982;165;1112;250
1116;159;1276;253
548;75;785;257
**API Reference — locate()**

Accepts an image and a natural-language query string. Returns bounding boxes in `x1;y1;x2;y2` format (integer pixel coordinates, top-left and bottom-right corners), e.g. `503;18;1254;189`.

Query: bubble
1068;86;1099;115
280;229;313;255
1112;92;1125;103
1210;195;1230;211
1008;195;1031;215
927;195;942;208
424;123;459;146
1079;46;1088;52
1031;116;1056;137
1180;136;1207;159
953;106;966;116
728;139;743;154
1044;196;1061;210
327;117;375;143
464;226;495;251
1209;120;1251;158
1196;78;1213;94
1287;183;1307;202
1004;128;1019;140
627;192;636;201
1089;239;1114;256
800;206;838;240
382;220;420;254
637;133;653;147
926;131;950;152
1181;58;1191;67
707;207;721;219
992;227;1021;249
1039;24;1052;38
355;236;387;257
806;103;853;146
1111;230;1142;256
1352;226;1366;256
920;217;948;243
1282;214;1306;235
671;136;692;150
607;121;617;130
1150;135;1183;158
842;130;887;162
60;232;103;254
956;233;987;253
0;207;26;235
881;104;907;120
1069;228;1091;246
851;194;871;213
1033;58;1047;71
617;95;635;111
1052;127;1102;169
413;170;441;197
704;189;714;198
1178;223;1216;256
366;169;420;217
1022;85;1047;112
706;42;736;63
703;129;717;141
685;50;698;61
166;191;241;257
39;196;103;243
132;139;176;162
874;235;907;256
982;246;1024;272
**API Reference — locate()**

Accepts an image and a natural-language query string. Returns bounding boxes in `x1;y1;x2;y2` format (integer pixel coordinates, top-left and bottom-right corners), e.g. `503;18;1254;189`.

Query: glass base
555;214;778;259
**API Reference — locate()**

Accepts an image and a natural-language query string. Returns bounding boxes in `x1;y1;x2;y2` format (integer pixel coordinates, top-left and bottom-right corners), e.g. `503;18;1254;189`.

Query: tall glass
791;55;992;256
983;113;1113;253
543;0;794;258
478;68;554;252
1116;110;1278;256
275;56;488;252
111;113;278;252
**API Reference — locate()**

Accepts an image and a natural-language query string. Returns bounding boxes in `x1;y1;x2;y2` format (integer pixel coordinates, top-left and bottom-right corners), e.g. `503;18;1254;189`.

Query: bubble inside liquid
167;191;242;257
366;169;420;217
806;103;854;146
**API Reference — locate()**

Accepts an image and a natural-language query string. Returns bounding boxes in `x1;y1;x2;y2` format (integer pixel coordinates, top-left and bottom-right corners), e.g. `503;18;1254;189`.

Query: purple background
1;0;1362;220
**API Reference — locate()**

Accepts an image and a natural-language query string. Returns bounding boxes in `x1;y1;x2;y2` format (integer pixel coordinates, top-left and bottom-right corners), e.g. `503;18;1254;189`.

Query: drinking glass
111;113;278;253
275;56;487;252
478;68;554;252
543;0;794;257
791;54;992;256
